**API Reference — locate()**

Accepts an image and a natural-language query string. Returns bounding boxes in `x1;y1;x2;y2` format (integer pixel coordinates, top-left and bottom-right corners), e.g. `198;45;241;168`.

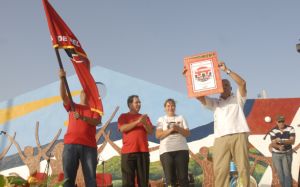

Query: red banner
42;0;103;115
42;0;86;57
72;54;103;115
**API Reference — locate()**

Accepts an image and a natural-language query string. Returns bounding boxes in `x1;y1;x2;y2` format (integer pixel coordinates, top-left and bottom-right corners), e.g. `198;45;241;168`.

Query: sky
1;0;300;102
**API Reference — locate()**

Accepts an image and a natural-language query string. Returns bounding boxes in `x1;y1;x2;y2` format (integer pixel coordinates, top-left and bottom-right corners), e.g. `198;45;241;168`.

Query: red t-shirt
64;103;100;148
118;113;153;154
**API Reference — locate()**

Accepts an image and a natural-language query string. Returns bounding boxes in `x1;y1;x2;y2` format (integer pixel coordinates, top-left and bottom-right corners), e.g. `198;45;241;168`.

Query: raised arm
0;132;16;160
219;62;247;97
59;69;70;105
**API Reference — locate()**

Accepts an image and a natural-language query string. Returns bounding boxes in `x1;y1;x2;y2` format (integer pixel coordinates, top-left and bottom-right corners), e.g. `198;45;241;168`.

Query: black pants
121;152;150;187
160;150;189;187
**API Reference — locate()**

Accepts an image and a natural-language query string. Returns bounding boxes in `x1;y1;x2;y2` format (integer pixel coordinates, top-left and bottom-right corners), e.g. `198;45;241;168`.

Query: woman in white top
156;98;190;187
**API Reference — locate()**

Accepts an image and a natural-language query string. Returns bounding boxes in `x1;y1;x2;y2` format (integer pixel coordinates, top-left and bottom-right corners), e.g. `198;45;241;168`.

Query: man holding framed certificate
183;52;223;97
184;55;250;187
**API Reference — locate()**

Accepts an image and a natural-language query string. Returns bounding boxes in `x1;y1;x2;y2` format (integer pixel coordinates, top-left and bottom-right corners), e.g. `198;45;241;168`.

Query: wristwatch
226;69;231;75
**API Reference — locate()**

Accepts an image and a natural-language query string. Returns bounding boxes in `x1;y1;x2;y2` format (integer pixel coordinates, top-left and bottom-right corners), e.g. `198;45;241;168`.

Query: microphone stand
98;154;105;187
102;160;105;187
44;153;52;187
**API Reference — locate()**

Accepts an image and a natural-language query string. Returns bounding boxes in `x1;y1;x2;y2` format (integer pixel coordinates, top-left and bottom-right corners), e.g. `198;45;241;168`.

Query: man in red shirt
118;95;153;187
59;70;102;187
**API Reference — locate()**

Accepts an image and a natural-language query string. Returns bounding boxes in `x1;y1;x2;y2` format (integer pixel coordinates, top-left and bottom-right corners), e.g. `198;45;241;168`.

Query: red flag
72;54;103;115
42;0;103;115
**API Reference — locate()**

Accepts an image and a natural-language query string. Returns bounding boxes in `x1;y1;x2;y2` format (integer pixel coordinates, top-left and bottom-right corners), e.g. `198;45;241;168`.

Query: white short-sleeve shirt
204;89;250;138
156;115;189;155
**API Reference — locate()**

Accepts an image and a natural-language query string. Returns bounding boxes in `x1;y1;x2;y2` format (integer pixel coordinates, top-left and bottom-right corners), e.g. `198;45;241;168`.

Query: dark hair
164;98;176;107
127;95;139;108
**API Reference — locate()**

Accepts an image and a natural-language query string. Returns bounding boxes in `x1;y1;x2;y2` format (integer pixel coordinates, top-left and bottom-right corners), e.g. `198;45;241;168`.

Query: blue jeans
63;144;98;187
272;150;293;187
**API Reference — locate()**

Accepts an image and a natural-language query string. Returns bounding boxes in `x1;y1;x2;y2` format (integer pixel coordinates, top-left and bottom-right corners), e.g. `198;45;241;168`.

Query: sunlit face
220;79;232;99
129;97;141;113
164;102;176;116
276;120;285;129
80;90;87;104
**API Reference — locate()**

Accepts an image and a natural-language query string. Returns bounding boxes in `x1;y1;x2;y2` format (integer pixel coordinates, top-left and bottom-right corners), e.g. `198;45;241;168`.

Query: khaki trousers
213;133;250;187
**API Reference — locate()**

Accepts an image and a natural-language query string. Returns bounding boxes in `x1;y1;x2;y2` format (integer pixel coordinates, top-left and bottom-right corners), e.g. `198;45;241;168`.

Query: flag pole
55;47;75;111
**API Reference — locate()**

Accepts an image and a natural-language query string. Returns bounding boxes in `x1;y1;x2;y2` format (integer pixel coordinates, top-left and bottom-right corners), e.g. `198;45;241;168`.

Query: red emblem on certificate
184;52;223;97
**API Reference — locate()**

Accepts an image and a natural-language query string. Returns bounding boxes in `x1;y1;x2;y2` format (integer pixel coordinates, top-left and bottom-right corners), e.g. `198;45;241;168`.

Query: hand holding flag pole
55;48;75;111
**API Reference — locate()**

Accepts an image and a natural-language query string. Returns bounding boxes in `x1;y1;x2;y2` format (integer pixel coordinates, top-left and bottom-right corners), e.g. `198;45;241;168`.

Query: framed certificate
184;51;223;97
